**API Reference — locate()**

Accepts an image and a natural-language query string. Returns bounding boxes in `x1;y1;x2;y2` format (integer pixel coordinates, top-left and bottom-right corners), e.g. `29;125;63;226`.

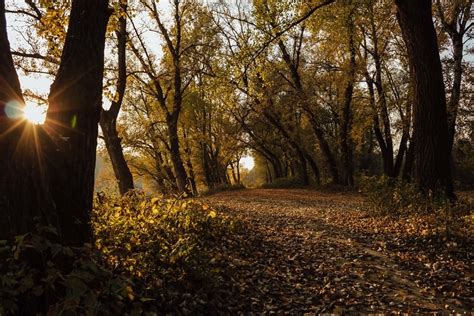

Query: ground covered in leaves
203;189;473;314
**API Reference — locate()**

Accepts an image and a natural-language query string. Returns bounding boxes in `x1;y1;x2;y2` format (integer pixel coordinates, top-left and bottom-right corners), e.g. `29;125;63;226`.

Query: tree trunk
101;114;134;195
186;157;198;196
167;113;189;194
304;152;321;185
395;0;454;197
340;9;356;186
0;0;48;239
308;114;339;183
99;1;134;195
447;33;463;152
236;158;241;183
1;0;110;245
45;0;110;246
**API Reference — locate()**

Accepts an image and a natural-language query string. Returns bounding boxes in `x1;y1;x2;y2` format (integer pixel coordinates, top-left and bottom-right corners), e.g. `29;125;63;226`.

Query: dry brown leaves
200;189;473;314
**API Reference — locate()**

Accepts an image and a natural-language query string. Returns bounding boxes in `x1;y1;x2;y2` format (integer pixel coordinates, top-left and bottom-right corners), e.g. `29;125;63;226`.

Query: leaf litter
201;189;473;314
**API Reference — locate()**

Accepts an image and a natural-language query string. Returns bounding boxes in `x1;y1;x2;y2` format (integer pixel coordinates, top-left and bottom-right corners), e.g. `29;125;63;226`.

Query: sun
23;101;47;125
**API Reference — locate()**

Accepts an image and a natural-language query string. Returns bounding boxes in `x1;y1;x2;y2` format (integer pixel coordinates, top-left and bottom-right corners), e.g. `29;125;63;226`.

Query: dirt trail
204;189;473;314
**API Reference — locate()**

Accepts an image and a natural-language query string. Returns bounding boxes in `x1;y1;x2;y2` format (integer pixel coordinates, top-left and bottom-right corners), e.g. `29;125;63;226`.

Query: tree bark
395;0;454;197
435;0;472;152
1;0;110;245
447;34;463;152
101;113;134;195
167;113;189;194
100;1;134;195
0;0;56;239
45;0;110;245
340;9;356;186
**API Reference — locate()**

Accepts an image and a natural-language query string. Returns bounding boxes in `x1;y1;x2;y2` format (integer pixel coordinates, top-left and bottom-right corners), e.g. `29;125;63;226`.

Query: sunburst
23;101;47;125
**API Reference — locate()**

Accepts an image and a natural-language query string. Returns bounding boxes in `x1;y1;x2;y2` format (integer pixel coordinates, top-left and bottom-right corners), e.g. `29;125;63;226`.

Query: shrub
360;176;473;239
93;193;230;279
200;183;245;196
360;176;426;216
261;177;307;189
0;192;239;314
92;192;239;309
0;226;138;315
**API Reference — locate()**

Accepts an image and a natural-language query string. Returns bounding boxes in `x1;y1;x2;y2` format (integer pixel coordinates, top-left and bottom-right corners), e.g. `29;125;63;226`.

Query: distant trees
0;0;110;244
3;0;472;200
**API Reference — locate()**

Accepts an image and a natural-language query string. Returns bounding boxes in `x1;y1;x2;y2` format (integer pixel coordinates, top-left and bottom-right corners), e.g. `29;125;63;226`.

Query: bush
93;192;239;309
260;177;307;189
0;192;239;314
360;176;426;216
360;176;473;238
200;183;245;196
0;226;138;315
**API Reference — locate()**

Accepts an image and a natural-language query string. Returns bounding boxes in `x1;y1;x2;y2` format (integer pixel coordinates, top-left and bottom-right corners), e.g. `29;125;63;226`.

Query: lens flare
5;100;23;119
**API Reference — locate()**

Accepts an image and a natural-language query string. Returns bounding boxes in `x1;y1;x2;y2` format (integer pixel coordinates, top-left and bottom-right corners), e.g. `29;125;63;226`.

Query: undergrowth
200;183;245;196
0;192;242;315
260;177;307;189
360;176;473;239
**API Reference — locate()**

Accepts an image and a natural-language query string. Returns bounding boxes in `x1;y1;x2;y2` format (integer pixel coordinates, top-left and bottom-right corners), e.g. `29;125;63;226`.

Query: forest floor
202;189;473;314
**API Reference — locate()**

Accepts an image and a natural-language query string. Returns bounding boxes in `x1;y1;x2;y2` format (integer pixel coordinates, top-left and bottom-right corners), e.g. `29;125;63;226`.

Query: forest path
203;189;472;314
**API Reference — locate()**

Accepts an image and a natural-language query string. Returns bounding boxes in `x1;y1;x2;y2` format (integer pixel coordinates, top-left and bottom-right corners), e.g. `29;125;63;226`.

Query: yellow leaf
208;210;217;218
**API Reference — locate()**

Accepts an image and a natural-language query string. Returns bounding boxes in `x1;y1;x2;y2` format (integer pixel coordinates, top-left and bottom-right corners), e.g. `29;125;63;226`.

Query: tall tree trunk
0;0;54;240
167;113;189;194
435;0;472;152
100;1;134;195
371;14;395;177
340;9;356;186
45;0;110;245
308;113;339;183
236;158;241;183
263;110;309;185
395;0;454;197
402;138;415;181
186;157;198;196
304;152;321;185
1;0;110;245
393;101;412;176
447;33;463;152
101;116;134;195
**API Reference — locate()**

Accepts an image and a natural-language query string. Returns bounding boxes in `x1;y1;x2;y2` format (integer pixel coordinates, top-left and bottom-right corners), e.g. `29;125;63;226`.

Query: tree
435;0;473;152
359;0;411;178
395;0;454;197
100;0;134;195
0;0;110;245
128;0;212;195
